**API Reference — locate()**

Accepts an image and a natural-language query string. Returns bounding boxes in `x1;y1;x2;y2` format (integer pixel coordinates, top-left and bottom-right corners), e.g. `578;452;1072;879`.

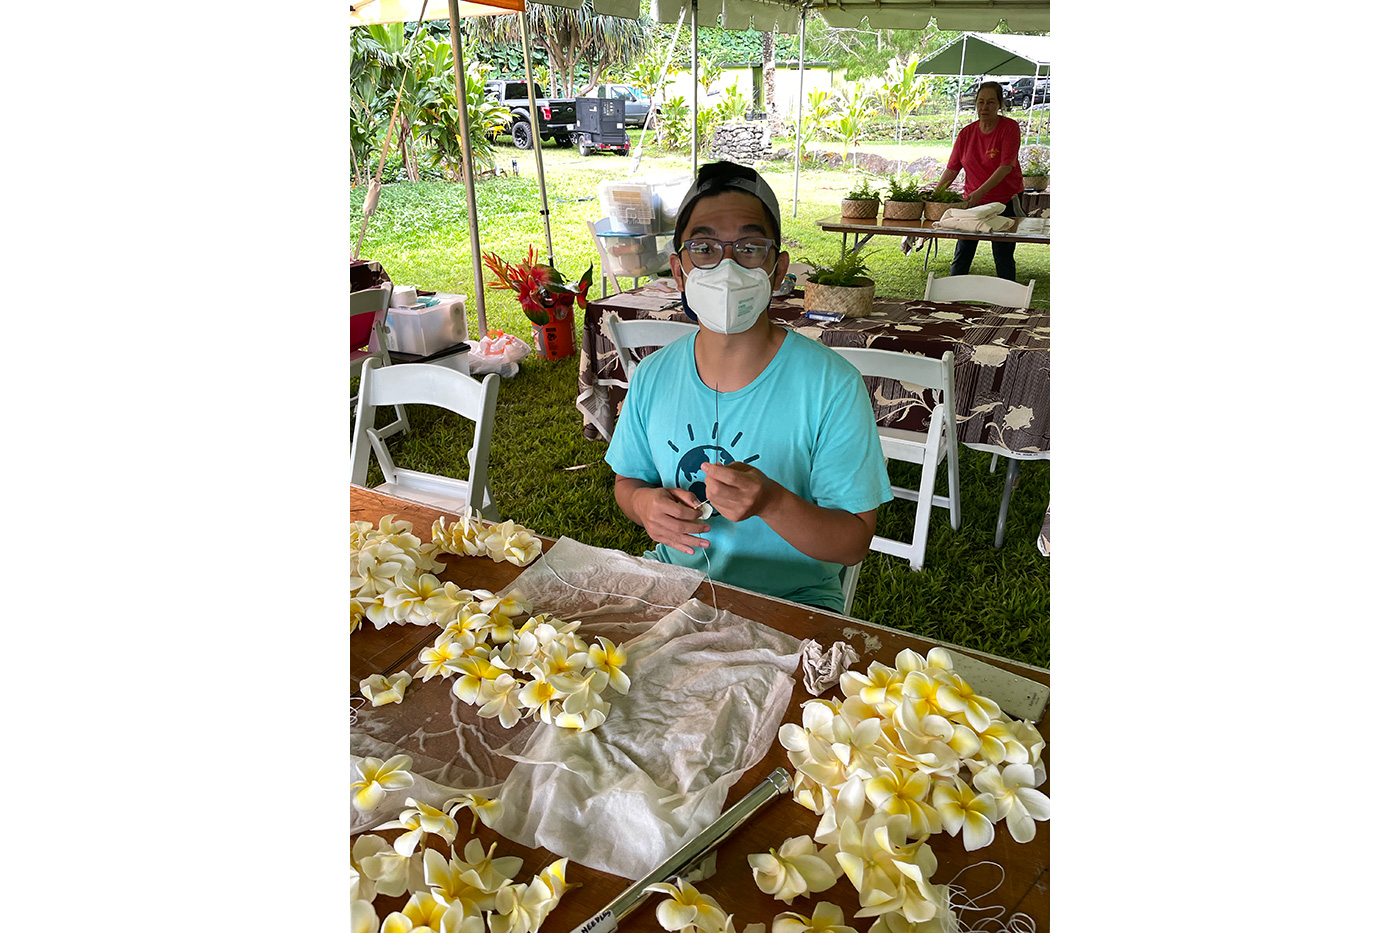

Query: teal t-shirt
604;329;892;611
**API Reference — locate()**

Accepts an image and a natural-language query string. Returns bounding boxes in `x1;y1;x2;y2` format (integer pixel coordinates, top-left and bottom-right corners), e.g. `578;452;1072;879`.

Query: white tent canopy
916;32;1051;76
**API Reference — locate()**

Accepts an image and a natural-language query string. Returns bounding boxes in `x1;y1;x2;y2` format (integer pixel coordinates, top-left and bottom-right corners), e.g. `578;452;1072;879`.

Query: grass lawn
352;141;1050;669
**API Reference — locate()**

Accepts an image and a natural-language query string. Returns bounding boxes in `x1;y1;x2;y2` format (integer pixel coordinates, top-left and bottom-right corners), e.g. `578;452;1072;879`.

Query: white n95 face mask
683;259;773;335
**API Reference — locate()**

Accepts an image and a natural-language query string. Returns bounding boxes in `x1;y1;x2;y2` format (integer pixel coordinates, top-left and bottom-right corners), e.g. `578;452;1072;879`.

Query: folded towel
936;215;1016;234
941;202;1006;223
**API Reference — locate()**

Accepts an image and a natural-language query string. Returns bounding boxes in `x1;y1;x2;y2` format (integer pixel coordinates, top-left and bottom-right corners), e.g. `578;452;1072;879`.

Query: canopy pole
953;35;967;137
519;9;554;264
691;0;699;177
447;0;488;342
628;14;687;175
791;7;806;218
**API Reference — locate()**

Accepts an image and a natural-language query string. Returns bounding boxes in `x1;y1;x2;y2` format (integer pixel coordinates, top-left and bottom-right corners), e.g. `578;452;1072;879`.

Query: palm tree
470;2;648;98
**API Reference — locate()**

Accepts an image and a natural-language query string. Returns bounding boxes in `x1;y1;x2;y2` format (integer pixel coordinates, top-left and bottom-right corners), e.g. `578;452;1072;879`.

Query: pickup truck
484;79;577;149
591;83;652;128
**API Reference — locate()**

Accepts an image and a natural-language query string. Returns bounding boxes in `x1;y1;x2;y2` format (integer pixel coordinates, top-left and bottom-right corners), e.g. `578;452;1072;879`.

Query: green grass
353;140;1050;668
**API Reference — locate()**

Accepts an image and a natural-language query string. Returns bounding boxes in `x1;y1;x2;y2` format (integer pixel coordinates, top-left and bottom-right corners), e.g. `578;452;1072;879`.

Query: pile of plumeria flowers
352;514;629;732
641;647;1050;933
351;753;575;933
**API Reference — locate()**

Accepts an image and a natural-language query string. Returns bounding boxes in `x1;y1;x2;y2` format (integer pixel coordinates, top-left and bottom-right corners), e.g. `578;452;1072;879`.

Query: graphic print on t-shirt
666;420;760;503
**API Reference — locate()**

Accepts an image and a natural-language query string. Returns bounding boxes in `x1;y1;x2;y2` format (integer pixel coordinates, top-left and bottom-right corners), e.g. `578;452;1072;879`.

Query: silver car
596;83;652;128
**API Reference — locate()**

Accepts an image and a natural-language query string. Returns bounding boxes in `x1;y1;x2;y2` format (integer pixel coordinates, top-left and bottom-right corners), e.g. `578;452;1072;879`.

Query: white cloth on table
488;598;802;879
935;202;1015;233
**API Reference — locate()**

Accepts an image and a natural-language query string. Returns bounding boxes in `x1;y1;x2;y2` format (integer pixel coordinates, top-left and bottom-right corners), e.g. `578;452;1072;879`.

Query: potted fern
840;178;881;219
921;185;964;222
801;252;876;319
882;174;925;221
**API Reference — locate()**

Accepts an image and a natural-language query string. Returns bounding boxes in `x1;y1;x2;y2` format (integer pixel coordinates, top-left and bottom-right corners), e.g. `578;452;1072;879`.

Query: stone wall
708;120;773;164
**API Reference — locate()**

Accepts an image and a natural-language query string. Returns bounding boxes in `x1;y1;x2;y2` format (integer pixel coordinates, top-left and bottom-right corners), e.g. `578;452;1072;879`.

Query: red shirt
950;116;1024;206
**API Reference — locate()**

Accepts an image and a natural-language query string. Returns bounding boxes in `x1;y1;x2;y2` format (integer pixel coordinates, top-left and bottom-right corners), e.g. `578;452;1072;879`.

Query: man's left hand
701;461;776;522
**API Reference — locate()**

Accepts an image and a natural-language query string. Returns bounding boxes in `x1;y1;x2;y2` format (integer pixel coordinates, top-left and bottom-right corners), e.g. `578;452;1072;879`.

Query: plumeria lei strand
755;647;1049;927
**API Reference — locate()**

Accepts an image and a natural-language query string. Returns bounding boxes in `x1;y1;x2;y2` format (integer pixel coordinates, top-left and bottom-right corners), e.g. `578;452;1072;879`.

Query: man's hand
701;461;775;522
632;485;710;555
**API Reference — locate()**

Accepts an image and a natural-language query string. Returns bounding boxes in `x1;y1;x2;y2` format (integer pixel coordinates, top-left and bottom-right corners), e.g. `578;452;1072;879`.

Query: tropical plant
483;245;593;327
717;83;749;121
846;178;881;201
802;86;837;141
696;103;721;150
885;174;925;203
655;96;692;150
469;1;648;98
413;44;511;175
824;86;876;164
878;56;931;147
921;186;964;204
1020;145;1050;176
626;41;679;107
800;251;876;288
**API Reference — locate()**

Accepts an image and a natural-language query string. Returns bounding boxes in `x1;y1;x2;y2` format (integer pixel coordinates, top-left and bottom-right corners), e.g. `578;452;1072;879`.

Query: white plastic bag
465;330;530;377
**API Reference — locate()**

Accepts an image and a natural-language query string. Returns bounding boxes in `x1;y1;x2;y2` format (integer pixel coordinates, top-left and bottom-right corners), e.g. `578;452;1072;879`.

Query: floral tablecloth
578;280;1050;457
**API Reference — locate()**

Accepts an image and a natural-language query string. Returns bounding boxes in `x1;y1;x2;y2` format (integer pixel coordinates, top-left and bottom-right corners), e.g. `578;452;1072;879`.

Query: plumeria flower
360;671;412;707
416;632;467;681
445;649;509;704
645;878;729;933
748;835;839;904
351;519;377;550
1013;719;1046;765
351;597;370;633
814;776;868;846
895;671;951;722
352;833;423;899
378;797;459;857
424;581;476;627
480;590;531;619
383;572;444;627
834;814;940;922
552;670;611;732
355;541;416;599
351;754;414;812
449;794;504;832
772;901;857;933
839;661;902;711
971;763;1050;843
455;837;524;900
483;521;543;566
380;892;449;933
864;763;942;837
933;673;1001;733
518;676;561;725
477;672;525;728
931;776;997;851
425;847;499;912
439;606;483;643
587;637;631;695
437;901;484;933
351;898;378;933
865;905;954;933
489;863;567;933
976;719;1029;766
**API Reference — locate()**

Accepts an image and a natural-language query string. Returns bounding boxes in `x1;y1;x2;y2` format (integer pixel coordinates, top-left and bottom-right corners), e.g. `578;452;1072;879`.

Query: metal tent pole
519;8;554;264
447;0;489;341
691;0;699;177
953;35;967;136
791;7;806;218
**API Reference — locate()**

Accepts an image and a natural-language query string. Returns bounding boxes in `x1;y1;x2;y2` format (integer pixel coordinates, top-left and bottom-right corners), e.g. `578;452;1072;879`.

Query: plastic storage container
596;228;675;278
385;300;467;356
598;174;690;235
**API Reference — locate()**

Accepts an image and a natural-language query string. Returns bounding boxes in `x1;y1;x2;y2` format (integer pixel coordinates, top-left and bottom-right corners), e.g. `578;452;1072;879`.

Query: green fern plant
920;187;963;203
885;174;924;203
800;251;876;288
845;178;881;201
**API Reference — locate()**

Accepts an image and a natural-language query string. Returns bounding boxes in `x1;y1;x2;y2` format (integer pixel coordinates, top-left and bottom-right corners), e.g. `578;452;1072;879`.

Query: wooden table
816;214;1050;263
351;486;1050;931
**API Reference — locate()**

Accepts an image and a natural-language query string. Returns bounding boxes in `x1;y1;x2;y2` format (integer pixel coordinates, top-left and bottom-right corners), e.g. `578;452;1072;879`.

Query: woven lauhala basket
924;201;957;221
882;200;925;221
804;280;875;318
840;198;880;219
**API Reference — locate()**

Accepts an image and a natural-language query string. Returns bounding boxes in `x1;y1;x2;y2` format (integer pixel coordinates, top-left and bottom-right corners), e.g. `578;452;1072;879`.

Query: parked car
958;79;1015;108
1007;77;1050;108
484;79;577;149
593;83;652;128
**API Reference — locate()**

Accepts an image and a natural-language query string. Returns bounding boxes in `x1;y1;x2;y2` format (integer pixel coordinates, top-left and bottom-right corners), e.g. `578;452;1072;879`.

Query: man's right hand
633;485;711;555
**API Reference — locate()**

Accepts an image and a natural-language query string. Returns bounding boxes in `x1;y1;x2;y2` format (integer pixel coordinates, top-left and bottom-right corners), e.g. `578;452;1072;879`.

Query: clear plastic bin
599;174;691;235
385;300;466;356
597;229;675;278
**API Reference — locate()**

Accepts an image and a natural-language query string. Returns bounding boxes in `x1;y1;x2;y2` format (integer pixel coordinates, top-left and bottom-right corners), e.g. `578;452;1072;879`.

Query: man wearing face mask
604;161;892;612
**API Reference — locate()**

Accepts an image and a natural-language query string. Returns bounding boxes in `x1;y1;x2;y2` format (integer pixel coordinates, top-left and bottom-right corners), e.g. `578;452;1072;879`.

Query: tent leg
519;11;554;265
953;35;967;137
447;0;488;342
791;8;806;218
691;0;699;176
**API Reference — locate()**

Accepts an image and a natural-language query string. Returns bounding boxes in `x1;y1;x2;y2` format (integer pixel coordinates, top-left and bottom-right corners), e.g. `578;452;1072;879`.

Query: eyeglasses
681;237;776;270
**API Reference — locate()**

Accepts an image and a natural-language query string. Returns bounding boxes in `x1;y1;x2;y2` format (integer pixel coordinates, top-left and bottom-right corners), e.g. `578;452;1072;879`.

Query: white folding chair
839;561;860;617
833;347;960;573
924;273;1035;309
604;315;698;381
962;443;1049;548
351;286;408;439
351;358;501;521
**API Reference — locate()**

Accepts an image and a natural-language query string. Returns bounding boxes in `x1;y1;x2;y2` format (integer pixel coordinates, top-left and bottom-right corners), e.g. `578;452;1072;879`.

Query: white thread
349;696;367;725
943;862;1036;933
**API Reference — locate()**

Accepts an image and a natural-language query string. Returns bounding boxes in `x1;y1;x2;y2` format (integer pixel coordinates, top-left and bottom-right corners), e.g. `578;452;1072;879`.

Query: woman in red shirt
928;82;1026;281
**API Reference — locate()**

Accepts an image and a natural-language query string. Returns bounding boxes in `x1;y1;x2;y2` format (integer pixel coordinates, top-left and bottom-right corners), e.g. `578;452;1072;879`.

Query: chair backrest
923;274;1035;309
350;358;501;513
604;315;698;380
351;286;391;354
832;346;958;461
585;218;623;297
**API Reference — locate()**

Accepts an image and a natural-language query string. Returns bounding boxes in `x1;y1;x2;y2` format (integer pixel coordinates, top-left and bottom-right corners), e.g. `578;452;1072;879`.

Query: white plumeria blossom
747;835;839;904
645;878;729;933
772;651;1049;923
351;898;378;933
361;671;413;707
773;901;858;933
416;632;467;681
375;797;460;857
351;755;414;812
352;833;423;899
431;512;542;567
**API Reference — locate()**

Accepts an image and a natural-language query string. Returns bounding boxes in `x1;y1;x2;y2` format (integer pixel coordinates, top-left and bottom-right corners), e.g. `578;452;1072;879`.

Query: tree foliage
467;2;648;97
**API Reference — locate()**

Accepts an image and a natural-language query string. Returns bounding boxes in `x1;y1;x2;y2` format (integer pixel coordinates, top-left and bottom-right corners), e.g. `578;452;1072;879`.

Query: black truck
484;80;577;149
